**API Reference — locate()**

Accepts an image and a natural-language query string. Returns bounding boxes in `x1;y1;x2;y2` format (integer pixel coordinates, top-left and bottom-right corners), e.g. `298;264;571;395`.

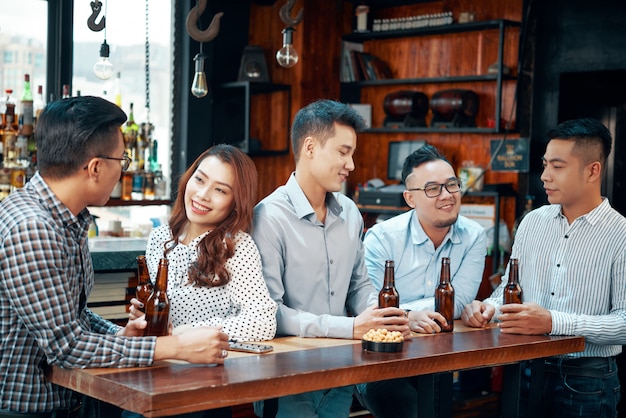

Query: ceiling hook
279;0;303;27
186;0;224;43
87;0;106;32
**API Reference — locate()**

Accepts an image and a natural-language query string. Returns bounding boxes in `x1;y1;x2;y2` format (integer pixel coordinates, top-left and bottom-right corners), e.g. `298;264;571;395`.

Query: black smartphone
228;341;274;354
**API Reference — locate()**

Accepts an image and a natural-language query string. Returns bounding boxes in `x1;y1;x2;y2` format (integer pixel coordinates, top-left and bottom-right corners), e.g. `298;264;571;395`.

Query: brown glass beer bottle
378;260;399;308
434;257;454;332
144;258;170;336
503;258;523;304
135;255;154;313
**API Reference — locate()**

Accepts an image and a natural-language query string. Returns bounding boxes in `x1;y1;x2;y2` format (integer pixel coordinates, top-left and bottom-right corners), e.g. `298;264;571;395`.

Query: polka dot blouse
145;225;277;341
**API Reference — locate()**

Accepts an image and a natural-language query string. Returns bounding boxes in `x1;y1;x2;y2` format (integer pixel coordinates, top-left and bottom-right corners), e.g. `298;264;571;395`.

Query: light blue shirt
364;210;487;317
485;199;626;358
252;173;377;339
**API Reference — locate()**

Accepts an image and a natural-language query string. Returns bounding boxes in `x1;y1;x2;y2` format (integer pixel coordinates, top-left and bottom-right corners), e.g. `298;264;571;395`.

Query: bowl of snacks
362;328;405;353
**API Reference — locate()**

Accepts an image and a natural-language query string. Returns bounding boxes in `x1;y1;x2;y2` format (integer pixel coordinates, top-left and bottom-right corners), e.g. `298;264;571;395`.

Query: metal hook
279;0;303;27
87;0;106;32
186;0;224;43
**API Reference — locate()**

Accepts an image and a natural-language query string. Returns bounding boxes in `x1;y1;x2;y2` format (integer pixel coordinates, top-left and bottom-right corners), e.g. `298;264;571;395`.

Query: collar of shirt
29;172;92;231
555;197;610;227
409;210;459;248
285;172;344;222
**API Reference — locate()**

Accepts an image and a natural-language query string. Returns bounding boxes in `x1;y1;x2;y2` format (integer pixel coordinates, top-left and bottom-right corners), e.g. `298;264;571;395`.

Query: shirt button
564;235;569;238
331;291;335;296
330;259;334;264
557;264;560;267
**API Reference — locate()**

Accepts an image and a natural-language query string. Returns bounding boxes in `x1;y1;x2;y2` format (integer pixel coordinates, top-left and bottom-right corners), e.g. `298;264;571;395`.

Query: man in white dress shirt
462;118;626;418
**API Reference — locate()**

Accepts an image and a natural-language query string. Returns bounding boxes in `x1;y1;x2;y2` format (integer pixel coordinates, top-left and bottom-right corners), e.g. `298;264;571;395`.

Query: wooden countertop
47;322;584;417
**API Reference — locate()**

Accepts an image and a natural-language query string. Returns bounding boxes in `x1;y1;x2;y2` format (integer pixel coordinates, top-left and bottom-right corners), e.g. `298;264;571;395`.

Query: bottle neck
383;270;395;288
155;260;169;291
508;260;519;284
439;259;450;285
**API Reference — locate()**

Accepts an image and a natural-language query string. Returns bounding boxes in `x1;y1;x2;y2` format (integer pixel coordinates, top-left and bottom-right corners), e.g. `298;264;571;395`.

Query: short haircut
546;118;612;173
35;96;127;179
290;99;366;163
401;144;450;184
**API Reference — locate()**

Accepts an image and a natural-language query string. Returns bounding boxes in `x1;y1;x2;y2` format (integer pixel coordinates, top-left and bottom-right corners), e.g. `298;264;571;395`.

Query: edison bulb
93;57;114;80
93;40;114;80
276;44;299;68
276;27;299;68
191;53;208;98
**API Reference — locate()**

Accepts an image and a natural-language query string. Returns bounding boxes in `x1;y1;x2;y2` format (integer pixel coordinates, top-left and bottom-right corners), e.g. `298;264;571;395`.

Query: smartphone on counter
228;341;274;354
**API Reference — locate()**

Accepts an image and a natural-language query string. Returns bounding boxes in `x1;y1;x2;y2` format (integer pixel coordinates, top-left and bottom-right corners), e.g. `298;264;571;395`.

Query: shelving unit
340;19;520;134
211;81;291;156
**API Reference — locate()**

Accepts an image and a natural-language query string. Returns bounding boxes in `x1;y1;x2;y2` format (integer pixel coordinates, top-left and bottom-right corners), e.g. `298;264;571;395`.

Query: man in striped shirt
462;118;626;418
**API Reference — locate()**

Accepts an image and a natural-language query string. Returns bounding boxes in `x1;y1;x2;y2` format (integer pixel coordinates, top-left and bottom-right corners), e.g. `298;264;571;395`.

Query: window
72;0;172;182
0;0;47;94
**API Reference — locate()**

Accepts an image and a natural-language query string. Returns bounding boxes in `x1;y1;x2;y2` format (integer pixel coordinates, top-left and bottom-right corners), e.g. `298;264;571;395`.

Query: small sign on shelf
491;138;529;172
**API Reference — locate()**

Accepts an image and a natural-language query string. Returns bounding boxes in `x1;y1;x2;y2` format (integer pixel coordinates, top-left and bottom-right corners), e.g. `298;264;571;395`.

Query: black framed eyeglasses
97;153;132;172
407;178;462;198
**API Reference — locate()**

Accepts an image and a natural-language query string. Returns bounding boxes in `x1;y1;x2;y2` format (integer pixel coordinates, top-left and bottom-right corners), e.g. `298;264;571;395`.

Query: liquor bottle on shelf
143;171;156;200
2;100;18;168
62;84;70;99
135;255;154;313
123;103;139;162
144;258;170;336
131;170;145;200
503;258;523;304
378;260;399;308
434;257;454;332
153;164;168;200
1;89;18;131
114;72;122;108
121;171;133;201
20;74;34;137
34;85;45;123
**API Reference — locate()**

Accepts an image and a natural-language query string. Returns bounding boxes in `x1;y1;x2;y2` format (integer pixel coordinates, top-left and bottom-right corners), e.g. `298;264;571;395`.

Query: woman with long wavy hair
138;144;276;342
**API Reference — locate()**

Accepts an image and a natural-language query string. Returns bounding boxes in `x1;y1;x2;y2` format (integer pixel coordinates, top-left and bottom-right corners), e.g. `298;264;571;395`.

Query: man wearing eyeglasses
0;96;230;418
356;144;487;418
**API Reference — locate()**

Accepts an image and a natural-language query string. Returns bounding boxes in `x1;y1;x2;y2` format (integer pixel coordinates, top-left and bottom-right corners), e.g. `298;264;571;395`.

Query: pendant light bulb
191;53;209;98
93;40;114;80
276;27;299;68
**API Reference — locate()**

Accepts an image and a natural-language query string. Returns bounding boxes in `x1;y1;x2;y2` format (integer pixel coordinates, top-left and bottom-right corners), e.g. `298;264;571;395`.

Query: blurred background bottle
34;85;45;123
114;72;122;108
20;74;34;137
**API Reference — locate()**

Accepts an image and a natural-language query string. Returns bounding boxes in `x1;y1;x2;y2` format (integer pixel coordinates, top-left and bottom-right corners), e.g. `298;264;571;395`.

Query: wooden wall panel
246;0;523;229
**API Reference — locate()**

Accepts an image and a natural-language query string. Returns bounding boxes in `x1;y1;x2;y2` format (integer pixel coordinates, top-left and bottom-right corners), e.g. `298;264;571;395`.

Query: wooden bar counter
46;323;583;417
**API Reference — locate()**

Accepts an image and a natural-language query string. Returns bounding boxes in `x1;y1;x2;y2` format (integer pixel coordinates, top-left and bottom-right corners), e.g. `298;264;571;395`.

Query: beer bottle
503;258;523;304
434;257;454;332
378;260;399;308
135;255;154;313
144;258;170;336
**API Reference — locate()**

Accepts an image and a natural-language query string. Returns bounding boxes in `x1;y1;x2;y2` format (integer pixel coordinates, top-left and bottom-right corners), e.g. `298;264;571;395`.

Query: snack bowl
361;339;404;353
